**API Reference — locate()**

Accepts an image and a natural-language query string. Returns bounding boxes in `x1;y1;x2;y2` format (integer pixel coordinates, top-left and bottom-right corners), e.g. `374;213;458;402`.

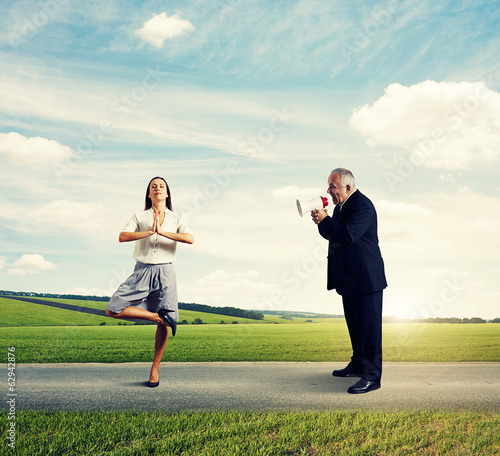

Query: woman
106;176;194;387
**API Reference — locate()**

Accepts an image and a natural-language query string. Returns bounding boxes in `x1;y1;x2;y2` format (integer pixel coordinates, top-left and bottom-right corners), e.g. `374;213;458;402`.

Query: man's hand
311;209;328;225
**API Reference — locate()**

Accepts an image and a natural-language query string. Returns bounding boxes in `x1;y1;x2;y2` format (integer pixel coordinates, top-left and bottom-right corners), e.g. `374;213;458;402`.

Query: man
312;168;387;394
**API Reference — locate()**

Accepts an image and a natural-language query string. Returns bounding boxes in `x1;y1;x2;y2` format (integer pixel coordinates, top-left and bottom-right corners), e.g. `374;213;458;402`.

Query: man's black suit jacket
318;189;387;296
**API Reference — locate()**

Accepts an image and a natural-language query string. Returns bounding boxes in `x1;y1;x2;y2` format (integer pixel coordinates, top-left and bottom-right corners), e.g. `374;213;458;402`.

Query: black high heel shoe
148;379;160;388
158;308;177;336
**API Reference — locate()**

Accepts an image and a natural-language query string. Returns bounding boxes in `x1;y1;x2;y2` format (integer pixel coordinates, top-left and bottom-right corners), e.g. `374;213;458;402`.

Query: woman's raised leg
106;306;164;324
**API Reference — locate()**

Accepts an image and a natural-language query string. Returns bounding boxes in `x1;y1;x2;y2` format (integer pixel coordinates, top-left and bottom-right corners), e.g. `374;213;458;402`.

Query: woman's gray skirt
106;262;179;321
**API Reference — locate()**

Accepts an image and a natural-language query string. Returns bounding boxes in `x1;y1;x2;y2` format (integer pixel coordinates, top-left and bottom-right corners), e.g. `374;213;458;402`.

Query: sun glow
389;296;420;320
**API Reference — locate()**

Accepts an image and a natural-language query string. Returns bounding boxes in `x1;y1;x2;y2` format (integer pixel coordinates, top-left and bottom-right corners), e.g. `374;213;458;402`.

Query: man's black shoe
347;378;380;394
158;308;177;336
332;366;363;377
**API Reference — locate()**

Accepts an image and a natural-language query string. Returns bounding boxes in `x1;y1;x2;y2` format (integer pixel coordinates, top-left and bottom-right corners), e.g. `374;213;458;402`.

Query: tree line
178;302;264;320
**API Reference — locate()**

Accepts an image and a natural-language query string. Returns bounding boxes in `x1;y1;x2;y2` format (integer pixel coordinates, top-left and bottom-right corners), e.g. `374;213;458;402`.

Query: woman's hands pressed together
152;211;194;245
151;211;164;235
118;210;194;244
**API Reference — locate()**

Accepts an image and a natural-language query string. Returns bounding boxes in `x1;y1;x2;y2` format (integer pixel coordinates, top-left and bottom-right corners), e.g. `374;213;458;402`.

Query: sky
1;0;499;319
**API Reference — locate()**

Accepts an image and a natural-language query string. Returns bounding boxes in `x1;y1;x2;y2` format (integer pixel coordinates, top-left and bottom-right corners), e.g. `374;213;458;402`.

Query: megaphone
296;196;329;217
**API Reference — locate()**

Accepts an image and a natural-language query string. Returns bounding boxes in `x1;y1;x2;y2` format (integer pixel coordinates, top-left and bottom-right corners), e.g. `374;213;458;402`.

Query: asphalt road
3;362;499;412
4;296;108;317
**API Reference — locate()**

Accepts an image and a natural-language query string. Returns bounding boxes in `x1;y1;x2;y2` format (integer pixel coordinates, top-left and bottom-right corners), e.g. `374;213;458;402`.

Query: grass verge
3;410;499;455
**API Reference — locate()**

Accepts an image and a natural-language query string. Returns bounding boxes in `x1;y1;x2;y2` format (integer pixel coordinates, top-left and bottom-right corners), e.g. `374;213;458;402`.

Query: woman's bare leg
106;308;170;384
149;323;169;383
106;307;165;324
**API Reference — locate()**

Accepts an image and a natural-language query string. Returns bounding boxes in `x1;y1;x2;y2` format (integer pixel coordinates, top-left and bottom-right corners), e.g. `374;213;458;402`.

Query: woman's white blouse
122;208;194;264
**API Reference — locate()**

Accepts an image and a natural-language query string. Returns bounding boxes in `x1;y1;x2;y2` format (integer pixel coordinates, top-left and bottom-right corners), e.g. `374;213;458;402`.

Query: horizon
1;1;499;320
1;291;497;321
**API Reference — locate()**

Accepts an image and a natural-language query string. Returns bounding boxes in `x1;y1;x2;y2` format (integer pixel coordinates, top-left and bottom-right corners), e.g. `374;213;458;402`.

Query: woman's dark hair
144;176;173;211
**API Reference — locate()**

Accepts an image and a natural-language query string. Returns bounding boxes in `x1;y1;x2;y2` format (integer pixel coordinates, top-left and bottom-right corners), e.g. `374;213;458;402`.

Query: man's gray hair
331;168;356;189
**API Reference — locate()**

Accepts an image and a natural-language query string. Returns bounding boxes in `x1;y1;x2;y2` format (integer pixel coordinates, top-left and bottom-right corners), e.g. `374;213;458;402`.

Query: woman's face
149;178;168;202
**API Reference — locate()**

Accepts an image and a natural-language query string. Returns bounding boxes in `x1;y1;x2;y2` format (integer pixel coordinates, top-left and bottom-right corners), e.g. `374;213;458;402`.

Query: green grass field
2;317;499;363
0;297;282;327
2;296;499;454
3;410;499;455
1;296;499;363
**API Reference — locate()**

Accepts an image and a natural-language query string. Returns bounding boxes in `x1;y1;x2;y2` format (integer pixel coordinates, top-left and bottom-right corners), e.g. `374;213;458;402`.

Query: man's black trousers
342;290;383;382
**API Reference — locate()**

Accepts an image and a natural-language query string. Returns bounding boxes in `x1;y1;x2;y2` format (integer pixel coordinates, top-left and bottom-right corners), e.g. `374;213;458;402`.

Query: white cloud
375;199;430;218
186;185;327;265
135;13;195;48
61;286;111;297
0;67;301;160
349;80;500;169
379;188;500;263
0;197;122;243
179;269;281;309
439;173;457;183
413;267;467;282
0;256;7;269
272;185;324;200
0;132;72;165
8;254;56;275
375;199;431;243
483;291;500;299
30;200;118;236
7;268;27;276
379;187;500;319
